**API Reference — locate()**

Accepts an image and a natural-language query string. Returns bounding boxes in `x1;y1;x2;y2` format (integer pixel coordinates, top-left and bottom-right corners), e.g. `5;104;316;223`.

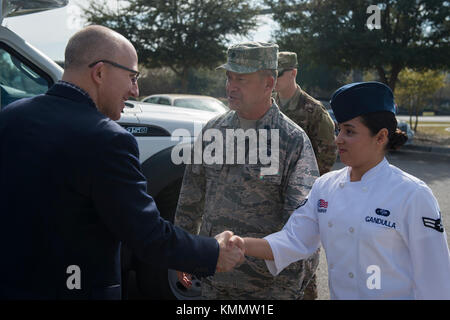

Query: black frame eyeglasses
88;59;140;84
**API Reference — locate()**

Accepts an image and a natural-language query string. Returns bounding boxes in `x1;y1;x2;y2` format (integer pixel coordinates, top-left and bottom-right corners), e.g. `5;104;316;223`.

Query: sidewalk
400;143;450;156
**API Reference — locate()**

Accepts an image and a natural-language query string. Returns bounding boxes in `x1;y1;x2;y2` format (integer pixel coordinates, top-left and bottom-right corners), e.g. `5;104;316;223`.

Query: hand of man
228;234;246;267
177;231;244;288
228;235;245;253
215;231;245;272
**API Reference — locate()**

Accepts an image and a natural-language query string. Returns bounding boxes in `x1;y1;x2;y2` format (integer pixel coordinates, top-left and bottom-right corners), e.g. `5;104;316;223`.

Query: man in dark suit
0;25;243;299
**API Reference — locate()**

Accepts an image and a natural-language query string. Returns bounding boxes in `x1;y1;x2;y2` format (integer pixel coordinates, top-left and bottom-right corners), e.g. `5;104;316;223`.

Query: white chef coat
265;158;450;299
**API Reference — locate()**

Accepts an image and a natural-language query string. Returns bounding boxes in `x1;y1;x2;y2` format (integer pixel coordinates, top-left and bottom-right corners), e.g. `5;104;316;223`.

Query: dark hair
359;111;408;150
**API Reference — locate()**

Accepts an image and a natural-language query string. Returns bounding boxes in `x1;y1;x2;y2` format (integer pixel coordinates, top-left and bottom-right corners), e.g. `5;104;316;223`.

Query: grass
411;122;450;137
413;130;450;147
401;121;450;146
417;122;450;125
417;126;450;137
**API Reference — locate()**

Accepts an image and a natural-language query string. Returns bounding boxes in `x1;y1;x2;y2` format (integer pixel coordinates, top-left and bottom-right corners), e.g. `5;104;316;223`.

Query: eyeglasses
278;69;293;78
88;59;140;84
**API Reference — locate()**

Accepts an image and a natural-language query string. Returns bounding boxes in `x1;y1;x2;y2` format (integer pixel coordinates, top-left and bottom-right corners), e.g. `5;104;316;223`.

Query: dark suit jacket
0;83;218;299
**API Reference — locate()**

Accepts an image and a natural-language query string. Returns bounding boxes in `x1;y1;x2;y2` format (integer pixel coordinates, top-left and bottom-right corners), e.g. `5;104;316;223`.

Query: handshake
177;230;245;288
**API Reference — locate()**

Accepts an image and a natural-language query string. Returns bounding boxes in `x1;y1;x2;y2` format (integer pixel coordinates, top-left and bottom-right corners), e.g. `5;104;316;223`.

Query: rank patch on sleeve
422;214;444;233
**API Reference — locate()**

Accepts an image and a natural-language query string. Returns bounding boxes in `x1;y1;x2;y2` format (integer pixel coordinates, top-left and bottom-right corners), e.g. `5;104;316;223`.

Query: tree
82;0;259;92
137;67;179;97
266;0;450;92
137;66;227;98
395;68;445;130
294;62;349;99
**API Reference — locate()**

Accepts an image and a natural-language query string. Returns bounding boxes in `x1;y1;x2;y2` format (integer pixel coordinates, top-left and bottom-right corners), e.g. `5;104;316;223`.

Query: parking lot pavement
402;144;450;156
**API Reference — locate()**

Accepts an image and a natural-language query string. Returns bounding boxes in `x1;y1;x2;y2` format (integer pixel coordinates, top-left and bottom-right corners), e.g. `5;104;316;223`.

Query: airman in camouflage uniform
175;42;320;299
274;52;337;176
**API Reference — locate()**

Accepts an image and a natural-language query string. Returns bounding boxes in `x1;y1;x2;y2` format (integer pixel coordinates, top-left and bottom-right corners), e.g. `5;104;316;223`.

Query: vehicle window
205;100;228;112
0;45;51;109
144;96;160;104
174;98;227;113
158;98;171;105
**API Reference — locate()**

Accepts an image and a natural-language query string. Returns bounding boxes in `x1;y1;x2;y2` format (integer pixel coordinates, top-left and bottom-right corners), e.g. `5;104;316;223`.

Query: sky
3;0;277;62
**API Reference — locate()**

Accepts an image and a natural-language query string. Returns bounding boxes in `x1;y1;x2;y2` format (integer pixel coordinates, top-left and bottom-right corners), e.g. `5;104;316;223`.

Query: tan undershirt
237;115;258;130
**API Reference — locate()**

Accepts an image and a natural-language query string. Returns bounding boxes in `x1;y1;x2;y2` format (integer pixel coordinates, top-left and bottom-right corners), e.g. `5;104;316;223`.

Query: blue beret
330;82;396;123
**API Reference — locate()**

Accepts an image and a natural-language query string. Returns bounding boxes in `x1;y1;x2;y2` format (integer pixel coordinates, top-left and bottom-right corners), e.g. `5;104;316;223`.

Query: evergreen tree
83;0;259;92
266;0;450;91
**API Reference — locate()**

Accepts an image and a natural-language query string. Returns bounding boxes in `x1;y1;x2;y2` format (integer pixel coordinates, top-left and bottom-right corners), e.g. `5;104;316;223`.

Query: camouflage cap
217;42;279;74
278;51;298;72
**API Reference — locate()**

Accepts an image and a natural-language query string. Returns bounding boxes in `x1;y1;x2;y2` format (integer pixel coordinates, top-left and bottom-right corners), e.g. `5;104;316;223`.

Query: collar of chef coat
343;157;389;184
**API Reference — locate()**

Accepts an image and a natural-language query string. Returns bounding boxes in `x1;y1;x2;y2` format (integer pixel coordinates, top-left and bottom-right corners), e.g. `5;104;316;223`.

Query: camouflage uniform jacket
175;101;320;299
274;85;337;175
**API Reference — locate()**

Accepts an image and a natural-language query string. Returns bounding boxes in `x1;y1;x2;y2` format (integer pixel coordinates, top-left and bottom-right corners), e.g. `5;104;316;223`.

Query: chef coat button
349;227;354;233
339;182;345;188
362;187;368;192
328;222;333;228
348;272;354;278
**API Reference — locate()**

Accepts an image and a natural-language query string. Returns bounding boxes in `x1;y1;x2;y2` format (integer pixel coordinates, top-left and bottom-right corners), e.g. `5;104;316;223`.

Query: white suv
0;0;217;299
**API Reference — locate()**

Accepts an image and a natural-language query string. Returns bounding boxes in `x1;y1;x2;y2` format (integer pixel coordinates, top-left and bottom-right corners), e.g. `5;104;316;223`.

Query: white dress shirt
265;158;450;299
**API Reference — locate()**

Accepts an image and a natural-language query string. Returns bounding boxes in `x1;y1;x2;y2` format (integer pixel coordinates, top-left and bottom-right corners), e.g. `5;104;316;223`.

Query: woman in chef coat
233;81;450;299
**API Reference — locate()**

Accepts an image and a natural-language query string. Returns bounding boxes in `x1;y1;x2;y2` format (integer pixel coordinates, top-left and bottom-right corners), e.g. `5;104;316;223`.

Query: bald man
0;25;243;299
